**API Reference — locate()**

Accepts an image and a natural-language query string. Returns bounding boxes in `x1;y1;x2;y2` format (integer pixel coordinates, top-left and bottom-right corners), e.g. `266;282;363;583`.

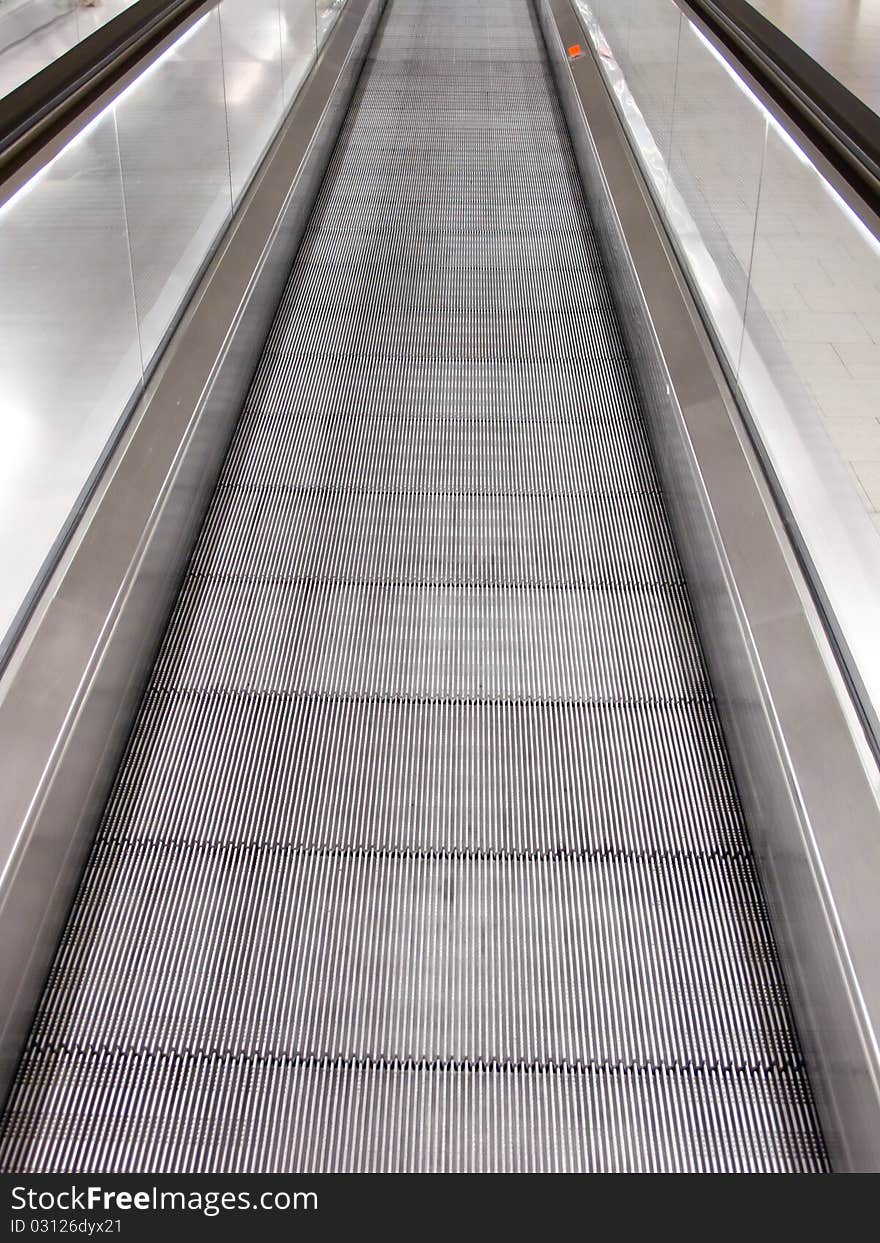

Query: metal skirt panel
0;0;827;1171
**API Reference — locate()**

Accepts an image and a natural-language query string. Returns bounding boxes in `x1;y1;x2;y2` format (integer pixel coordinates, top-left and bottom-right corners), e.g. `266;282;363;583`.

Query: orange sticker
567;43;583;58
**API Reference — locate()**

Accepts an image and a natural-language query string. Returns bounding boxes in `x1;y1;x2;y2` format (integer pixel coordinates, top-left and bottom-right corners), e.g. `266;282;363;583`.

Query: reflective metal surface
0;0;826;1173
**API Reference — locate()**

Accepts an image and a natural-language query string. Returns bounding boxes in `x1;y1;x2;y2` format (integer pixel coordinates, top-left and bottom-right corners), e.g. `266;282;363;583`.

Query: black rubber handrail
0;0;208;185
686;0;880;218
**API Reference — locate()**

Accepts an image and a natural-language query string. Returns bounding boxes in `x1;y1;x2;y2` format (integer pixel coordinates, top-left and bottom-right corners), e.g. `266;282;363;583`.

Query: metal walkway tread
0;1053;821;1175
99;693;748;853
0;0;827;1172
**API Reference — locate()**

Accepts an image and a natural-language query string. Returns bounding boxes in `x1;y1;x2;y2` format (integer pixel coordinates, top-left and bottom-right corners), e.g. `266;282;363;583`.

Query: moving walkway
0;0;878;1172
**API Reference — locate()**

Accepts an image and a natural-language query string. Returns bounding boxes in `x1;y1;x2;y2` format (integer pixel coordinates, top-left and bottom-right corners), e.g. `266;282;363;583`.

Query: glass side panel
665;20;767;369
579;0;880;740
317;0;347;45
0;0;337;657
115;11;232;365
0;106;141;641
218;0;285;207
281;0;317;107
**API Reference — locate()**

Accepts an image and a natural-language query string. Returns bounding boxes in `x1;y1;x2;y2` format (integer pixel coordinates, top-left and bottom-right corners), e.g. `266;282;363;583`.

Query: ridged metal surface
0;0;827;1171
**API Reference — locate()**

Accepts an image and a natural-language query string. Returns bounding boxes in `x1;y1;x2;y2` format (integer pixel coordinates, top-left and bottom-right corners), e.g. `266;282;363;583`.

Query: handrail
0;0;208;186
685;0;880;216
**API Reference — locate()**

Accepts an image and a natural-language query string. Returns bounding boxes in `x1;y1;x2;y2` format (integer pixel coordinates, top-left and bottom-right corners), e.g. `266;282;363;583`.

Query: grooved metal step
151;578;709;699
0;1053;822;1174
98;694;746;853
27;843;799;1066
0;0;828;1172
191;489;681;583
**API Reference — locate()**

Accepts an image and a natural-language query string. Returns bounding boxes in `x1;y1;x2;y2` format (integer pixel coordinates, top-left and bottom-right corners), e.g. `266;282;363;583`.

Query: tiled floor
748;0;880;115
